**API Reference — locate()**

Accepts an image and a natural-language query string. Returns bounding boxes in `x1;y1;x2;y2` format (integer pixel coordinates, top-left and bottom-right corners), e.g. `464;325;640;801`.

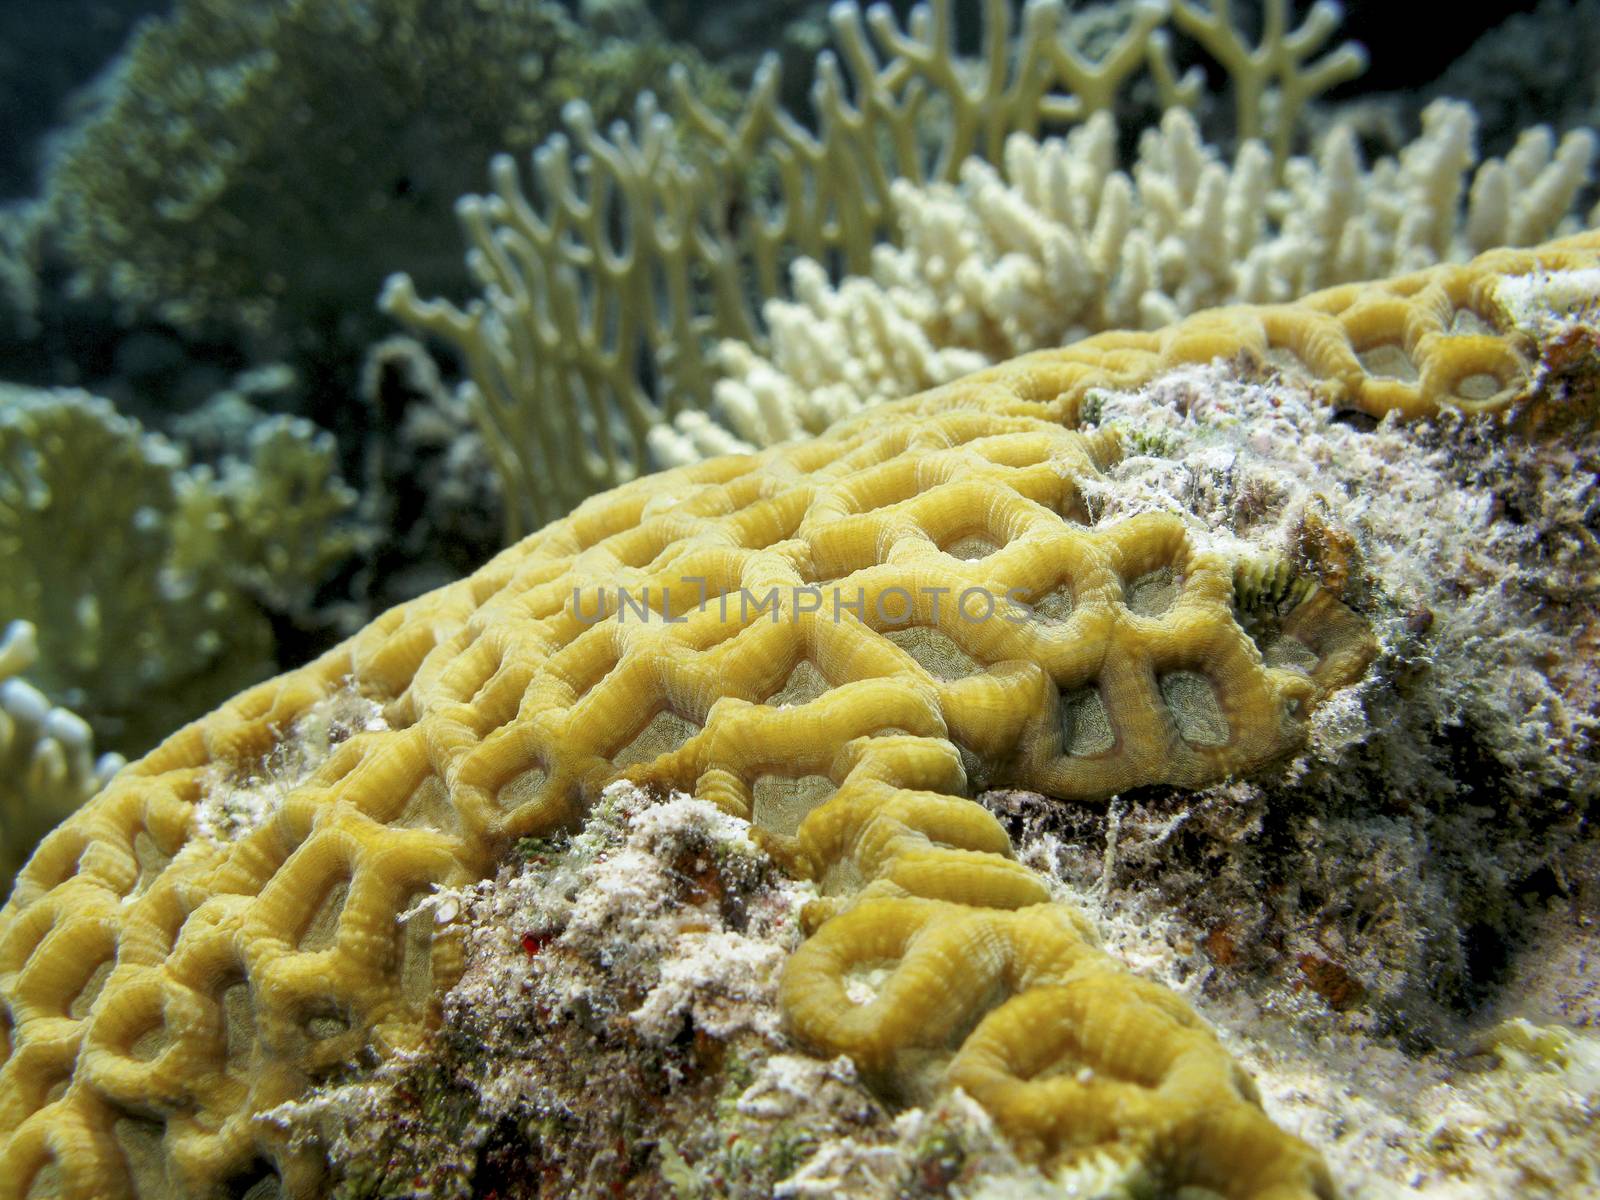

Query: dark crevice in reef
985;710;1596;1056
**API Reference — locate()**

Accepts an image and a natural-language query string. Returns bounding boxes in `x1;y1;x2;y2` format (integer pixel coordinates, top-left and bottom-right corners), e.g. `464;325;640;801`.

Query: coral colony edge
1;234;1598;1198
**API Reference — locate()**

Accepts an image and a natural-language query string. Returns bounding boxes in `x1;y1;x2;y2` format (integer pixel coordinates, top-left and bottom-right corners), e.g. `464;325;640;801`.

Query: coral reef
1004;789;1600;1199
1166;0;1368;168
0;385;365;756
1;238;1591;1196
265;780;814;1197
386;0;1367;533
0;621;122;894
175;416;371;627
352;337;504;608
984;330;1597;1037
0;386;272;755
271;780;1277;1198
42;0;733;341
703;99;1596;447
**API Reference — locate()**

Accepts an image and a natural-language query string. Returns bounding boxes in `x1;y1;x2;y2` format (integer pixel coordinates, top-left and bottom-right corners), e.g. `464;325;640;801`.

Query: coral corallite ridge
4;233;1598;1198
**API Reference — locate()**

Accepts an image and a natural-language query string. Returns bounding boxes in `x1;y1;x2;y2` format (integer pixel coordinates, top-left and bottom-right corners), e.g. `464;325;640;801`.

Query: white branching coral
0;620;123;890
387;0;1369;533
700;101;1597;451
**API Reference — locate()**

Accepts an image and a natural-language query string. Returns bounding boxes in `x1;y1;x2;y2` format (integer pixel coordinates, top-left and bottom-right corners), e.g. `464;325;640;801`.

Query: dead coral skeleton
1083;356;1599;804
267;782;817;1195
976;342;1599;1196
268;782;1152;1198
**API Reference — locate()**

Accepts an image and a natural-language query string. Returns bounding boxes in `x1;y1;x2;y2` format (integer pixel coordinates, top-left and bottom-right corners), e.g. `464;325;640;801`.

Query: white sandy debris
1495;266;1600;340
192;683;386;844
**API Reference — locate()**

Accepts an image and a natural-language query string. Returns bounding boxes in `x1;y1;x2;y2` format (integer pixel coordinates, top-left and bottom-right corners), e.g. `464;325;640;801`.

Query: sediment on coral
999;782;1600;1200
270;780;1208;1199
977;326;1597;1042
264;781;817;1198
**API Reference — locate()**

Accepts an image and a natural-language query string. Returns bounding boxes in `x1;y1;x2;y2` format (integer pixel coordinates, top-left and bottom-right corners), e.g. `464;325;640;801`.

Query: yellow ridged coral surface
1;233;1595;1199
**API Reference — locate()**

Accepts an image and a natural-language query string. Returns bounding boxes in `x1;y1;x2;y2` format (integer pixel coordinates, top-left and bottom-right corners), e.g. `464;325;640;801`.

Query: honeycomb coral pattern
855;232;1600;427
0;233;1593;1199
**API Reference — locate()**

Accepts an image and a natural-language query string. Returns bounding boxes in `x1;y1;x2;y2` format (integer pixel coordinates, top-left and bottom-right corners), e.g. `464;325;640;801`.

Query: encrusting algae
0;233;1597;1197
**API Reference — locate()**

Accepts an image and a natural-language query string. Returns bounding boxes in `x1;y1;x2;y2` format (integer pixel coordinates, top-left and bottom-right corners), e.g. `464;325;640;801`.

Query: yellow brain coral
1;233;1594;1199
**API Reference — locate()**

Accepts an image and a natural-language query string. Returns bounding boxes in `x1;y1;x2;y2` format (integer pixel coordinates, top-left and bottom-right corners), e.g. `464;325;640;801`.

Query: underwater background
4;0;1594;777
0;2;1596;1197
